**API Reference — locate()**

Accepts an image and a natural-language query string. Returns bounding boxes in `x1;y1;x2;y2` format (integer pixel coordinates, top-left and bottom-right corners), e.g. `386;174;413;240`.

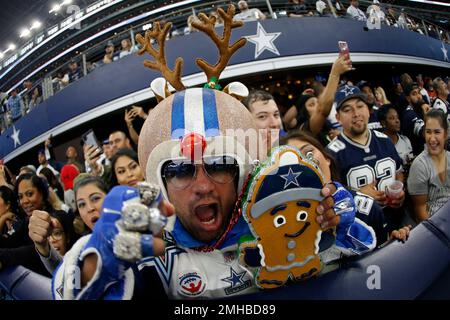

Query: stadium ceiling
0;0;96;53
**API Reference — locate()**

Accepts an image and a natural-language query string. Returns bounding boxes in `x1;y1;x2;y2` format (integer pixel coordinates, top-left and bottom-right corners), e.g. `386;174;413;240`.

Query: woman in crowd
74;174;108;231
280;130;411;245
111;148;145;187
47;211;78;257
0;186;26;248
378;104;414;166
374;86;391;108
0;173;64;275
29;174;108;274
408;109;450;222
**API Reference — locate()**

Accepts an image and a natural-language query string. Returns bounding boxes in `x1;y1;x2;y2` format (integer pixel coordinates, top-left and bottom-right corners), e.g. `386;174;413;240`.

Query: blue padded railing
1;199;449;300
0;265;52;300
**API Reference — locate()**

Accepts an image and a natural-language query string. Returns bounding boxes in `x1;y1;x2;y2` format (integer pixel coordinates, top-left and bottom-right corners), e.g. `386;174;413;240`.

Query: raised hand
29;210;55;256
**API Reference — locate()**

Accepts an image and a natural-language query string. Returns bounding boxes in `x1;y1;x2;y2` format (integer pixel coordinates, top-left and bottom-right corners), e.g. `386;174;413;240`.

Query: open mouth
128;180;138;186
91;216;99;225
285;222;310;238
194;203;219;226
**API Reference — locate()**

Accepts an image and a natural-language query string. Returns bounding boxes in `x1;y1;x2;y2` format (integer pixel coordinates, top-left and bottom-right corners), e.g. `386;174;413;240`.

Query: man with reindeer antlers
52;5;369;300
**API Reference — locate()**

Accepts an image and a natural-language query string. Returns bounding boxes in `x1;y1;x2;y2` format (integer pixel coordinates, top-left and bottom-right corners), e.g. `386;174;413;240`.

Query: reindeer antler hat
136;4;264;200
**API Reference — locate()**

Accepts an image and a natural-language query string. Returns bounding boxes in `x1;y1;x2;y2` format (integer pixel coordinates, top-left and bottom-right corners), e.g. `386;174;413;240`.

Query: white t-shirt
36;163;59;177
347;5;367;21
316;0;327;14
432;97;449;114
394;133;414;165
234;8;263;21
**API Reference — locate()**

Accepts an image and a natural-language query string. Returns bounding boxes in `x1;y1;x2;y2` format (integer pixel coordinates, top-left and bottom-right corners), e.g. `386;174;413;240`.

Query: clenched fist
29;210;56;257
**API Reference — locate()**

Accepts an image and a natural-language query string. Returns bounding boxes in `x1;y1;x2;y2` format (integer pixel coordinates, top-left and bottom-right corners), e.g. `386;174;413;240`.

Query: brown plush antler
192;4;247;87
136;22;185;91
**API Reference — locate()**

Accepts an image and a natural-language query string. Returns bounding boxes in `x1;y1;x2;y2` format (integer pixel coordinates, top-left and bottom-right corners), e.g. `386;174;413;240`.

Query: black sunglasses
162;156;239;189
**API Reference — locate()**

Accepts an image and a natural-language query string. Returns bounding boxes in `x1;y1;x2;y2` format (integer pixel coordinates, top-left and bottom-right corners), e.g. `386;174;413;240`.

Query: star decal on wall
441;42;448;62
11;125;21;148
246;22;281;59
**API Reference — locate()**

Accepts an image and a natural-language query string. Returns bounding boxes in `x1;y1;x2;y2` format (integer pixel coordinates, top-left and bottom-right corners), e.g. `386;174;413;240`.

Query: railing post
421;19;428;37
42;76;54;101
265;0;276;19
130;29;136;49
435;25;442;41
82;53;87;76
327;0;337;18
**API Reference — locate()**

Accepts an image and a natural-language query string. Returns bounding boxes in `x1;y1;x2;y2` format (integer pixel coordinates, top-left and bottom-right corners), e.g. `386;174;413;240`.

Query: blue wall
1;17;449;159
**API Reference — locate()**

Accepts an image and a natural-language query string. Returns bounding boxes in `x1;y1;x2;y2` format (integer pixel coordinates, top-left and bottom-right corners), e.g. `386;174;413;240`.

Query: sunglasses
161;156;239;190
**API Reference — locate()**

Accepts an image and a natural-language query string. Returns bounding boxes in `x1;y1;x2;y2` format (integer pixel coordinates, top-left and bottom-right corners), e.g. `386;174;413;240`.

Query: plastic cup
385;180;404;201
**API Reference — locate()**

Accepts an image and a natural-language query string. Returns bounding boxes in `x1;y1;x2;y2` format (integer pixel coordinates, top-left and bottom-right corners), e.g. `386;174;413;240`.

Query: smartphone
82;129;101;149
338;41;352;69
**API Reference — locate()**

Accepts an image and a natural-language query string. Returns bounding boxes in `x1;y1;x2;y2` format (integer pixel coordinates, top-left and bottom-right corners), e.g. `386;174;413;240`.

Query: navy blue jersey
327;130;403;192
368;110;382;131
351;190;389;246
401;105;425;155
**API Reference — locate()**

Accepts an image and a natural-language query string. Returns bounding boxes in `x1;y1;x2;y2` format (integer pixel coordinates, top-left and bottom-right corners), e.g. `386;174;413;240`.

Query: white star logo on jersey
441;43;448;62
280;167;301;189
246;22;281;59
342;85;355;97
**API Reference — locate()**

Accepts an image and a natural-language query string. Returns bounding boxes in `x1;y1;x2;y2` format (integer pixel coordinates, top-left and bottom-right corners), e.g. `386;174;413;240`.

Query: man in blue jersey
401;82;430;155
356;80;381;130
327;85;405;230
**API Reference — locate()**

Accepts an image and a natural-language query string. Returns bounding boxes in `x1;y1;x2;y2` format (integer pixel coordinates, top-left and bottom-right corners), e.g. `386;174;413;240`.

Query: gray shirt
407;150;450;217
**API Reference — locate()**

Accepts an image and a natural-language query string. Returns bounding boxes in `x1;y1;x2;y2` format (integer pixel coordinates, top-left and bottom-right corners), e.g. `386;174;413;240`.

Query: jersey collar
341;129;372;150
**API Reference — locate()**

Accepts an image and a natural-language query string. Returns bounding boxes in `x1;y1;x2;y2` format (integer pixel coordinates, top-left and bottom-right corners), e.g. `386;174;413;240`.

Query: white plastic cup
385;180;404;200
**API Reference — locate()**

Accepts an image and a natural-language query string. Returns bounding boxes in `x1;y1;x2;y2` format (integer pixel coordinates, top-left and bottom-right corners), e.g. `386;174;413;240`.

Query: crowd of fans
0;1;449;298
0;0;447;133
0;44;448;298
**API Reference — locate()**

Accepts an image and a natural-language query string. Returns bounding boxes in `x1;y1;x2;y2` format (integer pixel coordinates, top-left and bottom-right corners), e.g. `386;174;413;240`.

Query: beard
411;99;426;118
350;122;367;137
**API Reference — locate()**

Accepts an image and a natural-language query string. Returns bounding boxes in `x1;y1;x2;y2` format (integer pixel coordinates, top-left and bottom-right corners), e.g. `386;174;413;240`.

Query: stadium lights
50;4;62;14
19;20;42;38
1;43;17;57
49;0;73;14
31;21;42;30
20;28;31;38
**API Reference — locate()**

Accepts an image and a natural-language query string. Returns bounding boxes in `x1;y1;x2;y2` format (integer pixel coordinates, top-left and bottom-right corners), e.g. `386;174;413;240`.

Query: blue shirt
401;105;425;155
7;96;23;120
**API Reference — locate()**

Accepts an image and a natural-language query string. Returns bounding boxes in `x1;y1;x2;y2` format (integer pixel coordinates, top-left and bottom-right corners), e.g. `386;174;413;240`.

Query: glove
329;183;376;255
330;182;356;242
83;183;167;281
